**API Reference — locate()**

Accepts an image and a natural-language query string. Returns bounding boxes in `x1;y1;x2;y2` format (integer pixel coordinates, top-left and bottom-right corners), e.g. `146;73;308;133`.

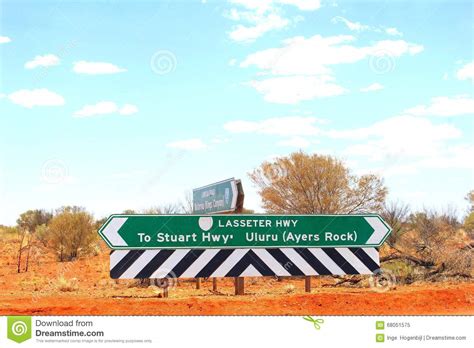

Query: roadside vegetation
1;151;472;288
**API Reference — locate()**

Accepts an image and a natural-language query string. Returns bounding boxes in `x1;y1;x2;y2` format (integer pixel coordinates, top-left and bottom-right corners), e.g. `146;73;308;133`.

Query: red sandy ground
0;240;472;316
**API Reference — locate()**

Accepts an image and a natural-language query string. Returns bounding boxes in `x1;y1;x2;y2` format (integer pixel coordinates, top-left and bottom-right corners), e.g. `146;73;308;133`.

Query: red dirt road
0;240;472;316
1;280;473;316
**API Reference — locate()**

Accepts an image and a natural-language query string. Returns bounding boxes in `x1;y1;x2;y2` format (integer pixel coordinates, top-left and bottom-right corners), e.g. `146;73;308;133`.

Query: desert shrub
382;208;474;281
443;249;473;278
0;225;18;236
408;210;455;265
464;212;474;238
381;260;421;285
47;207;97;261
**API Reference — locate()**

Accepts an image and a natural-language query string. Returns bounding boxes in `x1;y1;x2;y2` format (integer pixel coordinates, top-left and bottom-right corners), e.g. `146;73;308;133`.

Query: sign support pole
233;186;245;295
305;276;311;293
212;278;217;292
235;277;244;295
196;277;201;290
154;278;169;298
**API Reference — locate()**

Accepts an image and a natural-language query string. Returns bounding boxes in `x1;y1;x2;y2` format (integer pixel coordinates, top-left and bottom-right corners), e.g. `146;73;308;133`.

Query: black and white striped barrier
110;247;379;279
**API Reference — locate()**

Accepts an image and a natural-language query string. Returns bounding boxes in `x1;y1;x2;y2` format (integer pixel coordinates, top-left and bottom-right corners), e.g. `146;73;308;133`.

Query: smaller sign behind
193;178;240;214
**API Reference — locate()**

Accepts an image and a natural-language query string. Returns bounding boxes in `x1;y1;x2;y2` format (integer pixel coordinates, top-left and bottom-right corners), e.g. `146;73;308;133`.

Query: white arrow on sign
102;217;128;247
364;216;391;245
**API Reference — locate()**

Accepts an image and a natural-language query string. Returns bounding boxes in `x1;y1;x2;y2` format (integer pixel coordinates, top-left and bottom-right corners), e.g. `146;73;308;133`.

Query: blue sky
0;0;473;225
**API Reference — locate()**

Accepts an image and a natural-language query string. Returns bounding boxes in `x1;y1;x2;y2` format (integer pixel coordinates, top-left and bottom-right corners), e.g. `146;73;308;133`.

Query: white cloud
239;34;422;103
25;54;60;69
224;116;323;136
331;16;370;32
456;61;474;81
324;94;473;175
8;89;65;108
360;82;384;92
328;115;462;163
277;0;320;11
226;0;320;42
246;75;346;103
278;136;311;147
229;14;289;42
229;0;272;13
166;138;207;150
229;58;237;66
329;115;460;141
230;0;320;13
331;16;403;37
418;144;474;170
404;95;474;117
211;136;230;144
351;143;474;178
0;36;11;44
119;104;139;115
240;35;423;76
385;27;403;36
74;101;117;117
74;101;138;117
73;61;126;74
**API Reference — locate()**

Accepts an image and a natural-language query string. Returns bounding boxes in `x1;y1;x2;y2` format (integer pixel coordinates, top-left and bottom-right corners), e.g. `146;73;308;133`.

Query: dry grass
56;276;78;292
284;284;296;293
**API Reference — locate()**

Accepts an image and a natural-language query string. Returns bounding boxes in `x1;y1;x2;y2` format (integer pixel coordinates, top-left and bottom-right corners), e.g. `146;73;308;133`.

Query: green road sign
98;214;392;250
192;178;241;214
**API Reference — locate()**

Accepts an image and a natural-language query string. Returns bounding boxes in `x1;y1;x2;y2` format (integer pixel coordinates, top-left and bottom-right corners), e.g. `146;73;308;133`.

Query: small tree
180;191;194;214
16;209;52;272
381;201;410;248
122;209;137;214
466;190;474;212
249;151;387;214
142;204;182;214
35;224;49;247
47;206;96;261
